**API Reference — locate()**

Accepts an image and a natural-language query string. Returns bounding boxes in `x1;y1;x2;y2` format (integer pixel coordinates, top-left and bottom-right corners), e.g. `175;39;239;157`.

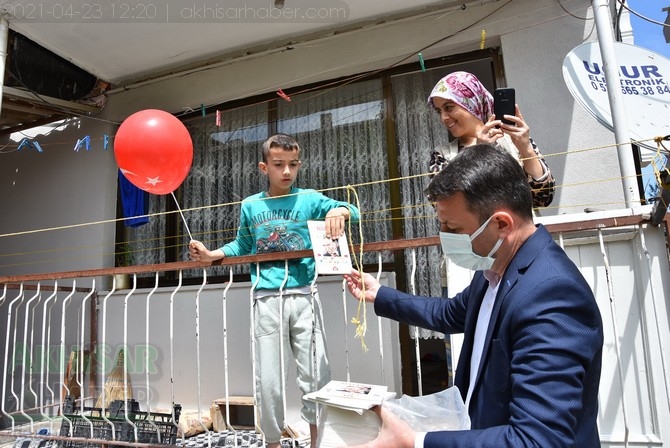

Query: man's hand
346;405;416;448
343;269;381;303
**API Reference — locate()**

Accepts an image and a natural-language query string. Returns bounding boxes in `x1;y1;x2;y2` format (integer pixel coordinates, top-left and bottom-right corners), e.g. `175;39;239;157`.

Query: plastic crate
58;396;181;448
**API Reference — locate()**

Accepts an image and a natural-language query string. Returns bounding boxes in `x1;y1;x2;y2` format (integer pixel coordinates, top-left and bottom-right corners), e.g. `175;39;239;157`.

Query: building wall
501;6;623;215
0;119;118;277
0;0;625;278
1;2;668;443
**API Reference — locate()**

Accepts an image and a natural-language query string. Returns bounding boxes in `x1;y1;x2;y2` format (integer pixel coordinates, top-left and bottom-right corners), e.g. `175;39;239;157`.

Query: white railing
1;208;669;448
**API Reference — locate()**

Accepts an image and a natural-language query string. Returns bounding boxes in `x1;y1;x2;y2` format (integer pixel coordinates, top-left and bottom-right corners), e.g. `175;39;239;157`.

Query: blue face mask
439;215;504;271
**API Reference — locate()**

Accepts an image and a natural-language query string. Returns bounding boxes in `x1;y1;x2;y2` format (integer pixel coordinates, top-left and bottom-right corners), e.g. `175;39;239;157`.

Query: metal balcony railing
1;210;669;448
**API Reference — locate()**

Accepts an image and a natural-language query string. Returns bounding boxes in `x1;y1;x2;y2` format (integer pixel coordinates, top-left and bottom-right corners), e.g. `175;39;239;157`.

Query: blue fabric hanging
118;170;149;227
642;154;668;204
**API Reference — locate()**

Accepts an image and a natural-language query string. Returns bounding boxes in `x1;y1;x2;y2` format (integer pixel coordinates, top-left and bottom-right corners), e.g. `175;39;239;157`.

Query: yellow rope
345;186;368;352
2;136;669;269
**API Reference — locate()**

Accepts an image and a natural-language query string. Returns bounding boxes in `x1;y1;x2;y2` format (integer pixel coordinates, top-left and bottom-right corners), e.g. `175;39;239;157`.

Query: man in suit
344;144;603;447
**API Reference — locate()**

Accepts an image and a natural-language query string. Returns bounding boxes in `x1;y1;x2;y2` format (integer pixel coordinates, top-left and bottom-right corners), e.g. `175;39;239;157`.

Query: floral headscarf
427;71;494;123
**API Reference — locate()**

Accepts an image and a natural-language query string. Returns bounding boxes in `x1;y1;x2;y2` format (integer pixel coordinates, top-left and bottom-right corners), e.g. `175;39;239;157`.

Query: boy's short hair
262;133;300;162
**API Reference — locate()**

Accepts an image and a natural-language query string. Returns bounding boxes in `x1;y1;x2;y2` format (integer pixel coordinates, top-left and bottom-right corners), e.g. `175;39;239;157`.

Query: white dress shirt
414;271;500;448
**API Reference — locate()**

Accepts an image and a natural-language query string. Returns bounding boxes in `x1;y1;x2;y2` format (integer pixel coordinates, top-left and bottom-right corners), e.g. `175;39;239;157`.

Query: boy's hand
325;207;349;239
189;240;224;262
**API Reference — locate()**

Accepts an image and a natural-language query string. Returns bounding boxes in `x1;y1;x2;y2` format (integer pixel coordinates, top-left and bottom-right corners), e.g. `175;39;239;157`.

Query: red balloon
114;109;193;195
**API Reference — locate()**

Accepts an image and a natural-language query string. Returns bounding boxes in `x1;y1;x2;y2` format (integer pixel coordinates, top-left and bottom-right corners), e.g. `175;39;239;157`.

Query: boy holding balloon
189;133;360;448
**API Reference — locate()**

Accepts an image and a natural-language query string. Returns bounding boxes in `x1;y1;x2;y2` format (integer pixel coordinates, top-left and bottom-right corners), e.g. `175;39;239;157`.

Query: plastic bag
317;406;381;448
383;386;470;432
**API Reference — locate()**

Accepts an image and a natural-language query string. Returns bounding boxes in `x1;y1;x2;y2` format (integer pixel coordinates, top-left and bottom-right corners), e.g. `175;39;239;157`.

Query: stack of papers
304;380;393;414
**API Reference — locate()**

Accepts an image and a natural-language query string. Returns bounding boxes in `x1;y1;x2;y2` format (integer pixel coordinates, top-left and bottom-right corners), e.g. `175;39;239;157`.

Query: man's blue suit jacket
375;225;603;447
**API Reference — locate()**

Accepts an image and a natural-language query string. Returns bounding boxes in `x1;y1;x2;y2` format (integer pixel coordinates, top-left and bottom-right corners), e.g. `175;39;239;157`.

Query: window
120;52;500;293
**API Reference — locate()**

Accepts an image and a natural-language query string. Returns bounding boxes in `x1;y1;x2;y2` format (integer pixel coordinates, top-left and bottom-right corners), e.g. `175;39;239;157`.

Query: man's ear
259;161;267;175
492;211;514;238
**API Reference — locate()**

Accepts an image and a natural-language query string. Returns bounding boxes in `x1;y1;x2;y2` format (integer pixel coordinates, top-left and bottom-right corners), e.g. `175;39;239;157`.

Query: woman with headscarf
428;71;555;207
427;71;556;304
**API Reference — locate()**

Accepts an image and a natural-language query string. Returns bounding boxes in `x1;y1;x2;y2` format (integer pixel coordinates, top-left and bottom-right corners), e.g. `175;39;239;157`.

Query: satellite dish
562;42;670;152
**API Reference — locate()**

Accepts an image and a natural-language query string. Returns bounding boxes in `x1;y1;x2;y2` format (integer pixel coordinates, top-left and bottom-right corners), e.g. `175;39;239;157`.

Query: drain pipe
592;0;641;206
0;13;8;115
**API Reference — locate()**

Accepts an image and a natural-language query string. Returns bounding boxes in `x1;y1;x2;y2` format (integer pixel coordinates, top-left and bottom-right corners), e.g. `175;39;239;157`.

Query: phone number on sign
1;3;165;22
589;81;670;96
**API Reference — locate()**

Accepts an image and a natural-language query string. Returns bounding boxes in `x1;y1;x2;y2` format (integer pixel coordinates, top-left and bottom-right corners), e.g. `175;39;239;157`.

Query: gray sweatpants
253;291;331;443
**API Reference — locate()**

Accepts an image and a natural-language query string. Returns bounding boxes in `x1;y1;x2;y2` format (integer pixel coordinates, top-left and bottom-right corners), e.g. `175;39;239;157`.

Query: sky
627;0;670;58
625;1;670;198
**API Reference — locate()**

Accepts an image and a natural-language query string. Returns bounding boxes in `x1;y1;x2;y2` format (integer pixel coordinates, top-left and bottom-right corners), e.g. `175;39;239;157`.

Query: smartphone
493;88;516;126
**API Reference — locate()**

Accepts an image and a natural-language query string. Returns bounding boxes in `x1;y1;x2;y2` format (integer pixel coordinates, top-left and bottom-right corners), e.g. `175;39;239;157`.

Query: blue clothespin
201;104;206;117
17;138;42;152
17;138;31;151
418;53;426;72
74;136;91;152
103;134;109;150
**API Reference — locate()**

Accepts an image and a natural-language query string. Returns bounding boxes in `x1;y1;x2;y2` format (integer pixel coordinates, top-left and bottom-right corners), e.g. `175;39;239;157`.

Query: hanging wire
616;0;669;28
19;284;40;432
144;272;164;442
597;230;630;448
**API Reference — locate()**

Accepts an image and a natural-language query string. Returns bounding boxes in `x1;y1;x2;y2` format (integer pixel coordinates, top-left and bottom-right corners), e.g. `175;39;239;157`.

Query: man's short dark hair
424;144;534;222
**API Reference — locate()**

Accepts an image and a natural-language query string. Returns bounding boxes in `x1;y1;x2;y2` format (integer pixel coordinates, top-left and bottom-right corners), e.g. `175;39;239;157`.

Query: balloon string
171;192;193;241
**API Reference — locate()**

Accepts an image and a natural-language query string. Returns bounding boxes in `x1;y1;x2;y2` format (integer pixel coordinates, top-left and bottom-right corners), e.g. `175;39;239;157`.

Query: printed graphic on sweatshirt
256;223;305;253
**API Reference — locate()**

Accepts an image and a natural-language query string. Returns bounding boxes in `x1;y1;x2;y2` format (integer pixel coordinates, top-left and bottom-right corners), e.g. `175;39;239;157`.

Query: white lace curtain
127;79;394;277
125;61;496;340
